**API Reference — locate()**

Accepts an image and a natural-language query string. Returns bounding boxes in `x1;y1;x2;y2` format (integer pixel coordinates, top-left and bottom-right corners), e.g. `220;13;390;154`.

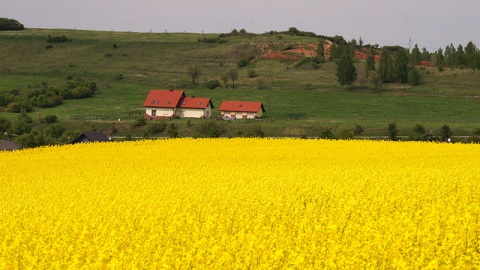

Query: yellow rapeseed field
1;138;480;269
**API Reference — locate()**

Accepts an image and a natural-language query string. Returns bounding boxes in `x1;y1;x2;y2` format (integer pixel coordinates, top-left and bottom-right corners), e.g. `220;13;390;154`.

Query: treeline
0;18;24;31
331;40;422;88
434;42;480;70
0;78;97;113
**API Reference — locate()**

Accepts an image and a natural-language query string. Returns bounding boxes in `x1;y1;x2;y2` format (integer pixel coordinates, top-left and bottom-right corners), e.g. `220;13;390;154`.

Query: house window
151;100;155;104
197;102;201;106
152;110;156;117
156;101;159;104
167;101;171;104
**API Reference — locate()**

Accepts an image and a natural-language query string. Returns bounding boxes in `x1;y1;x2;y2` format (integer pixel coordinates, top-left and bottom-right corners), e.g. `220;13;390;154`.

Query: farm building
71;132;112;144
178;96;214;118
219;100;266;119
0;140;21;151
144;90;213;119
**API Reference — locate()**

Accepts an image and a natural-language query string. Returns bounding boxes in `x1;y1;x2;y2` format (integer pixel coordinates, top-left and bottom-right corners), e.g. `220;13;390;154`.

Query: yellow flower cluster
1;139;480;269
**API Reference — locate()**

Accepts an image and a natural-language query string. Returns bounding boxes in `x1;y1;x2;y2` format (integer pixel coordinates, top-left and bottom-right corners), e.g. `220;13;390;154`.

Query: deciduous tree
188;66;201;86
379;50;394;83
335;49;357;89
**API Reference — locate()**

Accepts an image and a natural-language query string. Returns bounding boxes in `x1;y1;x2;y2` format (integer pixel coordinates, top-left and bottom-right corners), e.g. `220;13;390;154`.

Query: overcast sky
2;0;479;51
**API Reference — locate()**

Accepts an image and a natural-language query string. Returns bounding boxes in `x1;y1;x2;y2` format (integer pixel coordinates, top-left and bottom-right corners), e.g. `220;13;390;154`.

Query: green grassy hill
1;28;480;140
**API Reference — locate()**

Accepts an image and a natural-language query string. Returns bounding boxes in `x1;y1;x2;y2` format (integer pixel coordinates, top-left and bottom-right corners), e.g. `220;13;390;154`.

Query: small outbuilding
71;132;111;144
219;100;266;119
0;140;22;151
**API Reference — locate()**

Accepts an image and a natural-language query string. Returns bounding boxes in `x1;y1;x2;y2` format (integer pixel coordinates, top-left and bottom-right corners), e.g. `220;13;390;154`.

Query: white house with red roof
218;100;265;119
143;90;214;119
178;96;214;118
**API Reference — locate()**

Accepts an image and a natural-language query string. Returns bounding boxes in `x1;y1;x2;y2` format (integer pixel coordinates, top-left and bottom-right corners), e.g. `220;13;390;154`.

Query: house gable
143;90;186;108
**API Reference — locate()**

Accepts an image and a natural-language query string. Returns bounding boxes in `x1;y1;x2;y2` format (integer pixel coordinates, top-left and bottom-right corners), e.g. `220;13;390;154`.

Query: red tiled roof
218;100;265;113
143;90;186;108
178;97;214;109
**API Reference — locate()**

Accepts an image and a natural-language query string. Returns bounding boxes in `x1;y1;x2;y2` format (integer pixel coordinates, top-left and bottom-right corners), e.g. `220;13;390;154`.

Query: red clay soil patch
419;60;433;67
285;47;317;57
354;51;381;61
284;43;317;57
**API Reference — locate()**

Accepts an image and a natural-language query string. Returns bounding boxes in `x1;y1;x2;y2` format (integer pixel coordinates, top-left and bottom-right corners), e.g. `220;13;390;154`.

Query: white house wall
145;107;175;117
179;108;205;118
221;110;263;119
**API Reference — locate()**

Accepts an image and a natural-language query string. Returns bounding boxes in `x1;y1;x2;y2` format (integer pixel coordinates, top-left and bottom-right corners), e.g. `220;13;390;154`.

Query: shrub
196;121;225;138
110;125;118;135
47;35;70;43
319;128;334;139
46;125;66;139
410;124;436;141
41;115;58;124
237;58;250;68
0;18;24;31
69;86;93;99
148;121;167;134
336;128;354;139
244;124;265;138
0;91;14;106
14;133;35;148
408;67;421;86
6;102;33;113
198;37;220;43
247;69;257;78
114;73;124;81
474;128;480;135
131;116;147;128
0;117;11;133
353;124;364;135
387;122;398;141
206;80;220;89
13;121;32;135
439;124;453;141
167;123;179;138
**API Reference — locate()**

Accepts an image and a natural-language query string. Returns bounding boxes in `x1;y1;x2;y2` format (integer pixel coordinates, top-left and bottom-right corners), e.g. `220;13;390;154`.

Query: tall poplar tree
410;44;421;65
465;41;477;69
317;39;325;63
366;49;376;72
435;48;444;70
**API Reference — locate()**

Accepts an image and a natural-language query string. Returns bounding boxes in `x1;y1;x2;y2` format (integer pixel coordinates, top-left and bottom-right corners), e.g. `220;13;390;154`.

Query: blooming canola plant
1;138;479;268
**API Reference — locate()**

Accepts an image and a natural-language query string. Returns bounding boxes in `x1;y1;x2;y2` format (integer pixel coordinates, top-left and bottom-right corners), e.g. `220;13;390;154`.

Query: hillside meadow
1;138;480;268
1;28;480;138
